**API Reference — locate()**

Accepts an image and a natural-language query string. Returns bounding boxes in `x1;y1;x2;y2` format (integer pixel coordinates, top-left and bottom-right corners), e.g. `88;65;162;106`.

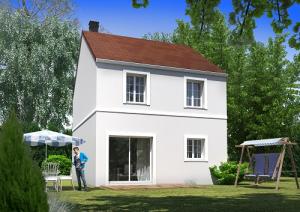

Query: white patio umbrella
23;130;86;159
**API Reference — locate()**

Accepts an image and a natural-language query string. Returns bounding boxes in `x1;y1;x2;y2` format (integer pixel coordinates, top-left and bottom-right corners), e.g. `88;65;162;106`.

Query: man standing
73;146;88;191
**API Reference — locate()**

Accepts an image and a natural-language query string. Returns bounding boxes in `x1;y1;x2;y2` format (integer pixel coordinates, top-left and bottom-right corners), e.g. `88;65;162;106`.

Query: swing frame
234;137;299;190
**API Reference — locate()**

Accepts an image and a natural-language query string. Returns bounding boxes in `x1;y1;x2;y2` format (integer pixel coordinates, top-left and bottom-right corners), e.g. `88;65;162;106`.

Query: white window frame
184;135;208;162
123;70;150;105
184;76;207;109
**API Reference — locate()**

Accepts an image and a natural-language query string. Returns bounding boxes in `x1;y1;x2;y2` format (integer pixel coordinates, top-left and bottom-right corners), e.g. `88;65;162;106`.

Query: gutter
96;58;227;78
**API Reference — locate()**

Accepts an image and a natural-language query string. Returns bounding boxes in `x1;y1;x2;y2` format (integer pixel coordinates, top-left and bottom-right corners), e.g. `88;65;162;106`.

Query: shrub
0;112;48;211
42;155;72;175
209;161;249;185
48;193;74;212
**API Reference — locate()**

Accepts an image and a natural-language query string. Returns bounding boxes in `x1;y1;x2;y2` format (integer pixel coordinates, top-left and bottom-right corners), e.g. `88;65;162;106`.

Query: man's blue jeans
76;168;87;189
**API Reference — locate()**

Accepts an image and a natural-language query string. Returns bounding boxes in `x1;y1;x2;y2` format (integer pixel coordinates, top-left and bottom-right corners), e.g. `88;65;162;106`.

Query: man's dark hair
73;146;79;151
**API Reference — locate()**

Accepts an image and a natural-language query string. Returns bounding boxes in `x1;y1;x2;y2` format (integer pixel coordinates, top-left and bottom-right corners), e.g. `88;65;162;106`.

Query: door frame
105;131;156;185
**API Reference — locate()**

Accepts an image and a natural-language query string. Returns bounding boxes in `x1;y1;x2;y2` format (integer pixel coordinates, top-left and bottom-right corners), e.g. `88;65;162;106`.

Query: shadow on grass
57;186;106;192
238;184;278;190
72;193;300;212
238;180;299;190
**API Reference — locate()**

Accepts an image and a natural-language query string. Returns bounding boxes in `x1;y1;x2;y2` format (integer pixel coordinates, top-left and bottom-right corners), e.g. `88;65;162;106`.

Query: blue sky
74;0;299;60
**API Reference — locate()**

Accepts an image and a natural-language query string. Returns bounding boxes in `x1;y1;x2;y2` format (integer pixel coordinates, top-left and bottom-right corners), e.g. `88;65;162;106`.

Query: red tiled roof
82;31;223;73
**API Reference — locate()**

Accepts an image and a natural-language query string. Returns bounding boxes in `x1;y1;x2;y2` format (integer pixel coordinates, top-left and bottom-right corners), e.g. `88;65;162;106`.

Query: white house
72;21;227;186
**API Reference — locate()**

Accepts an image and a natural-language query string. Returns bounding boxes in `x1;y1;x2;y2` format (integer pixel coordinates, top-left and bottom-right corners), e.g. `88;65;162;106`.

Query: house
72;21;227;186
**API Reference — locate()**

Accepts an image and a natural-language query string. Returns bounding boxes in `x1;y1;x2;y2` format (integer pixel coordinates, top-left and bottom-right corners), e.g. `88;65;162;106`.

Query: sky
74;0;300;60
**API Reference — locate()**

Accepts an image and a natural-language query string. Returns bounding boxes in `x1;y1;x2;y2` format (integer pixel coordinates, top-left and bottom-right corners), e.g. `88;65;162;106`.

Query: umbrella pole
45;144;47;161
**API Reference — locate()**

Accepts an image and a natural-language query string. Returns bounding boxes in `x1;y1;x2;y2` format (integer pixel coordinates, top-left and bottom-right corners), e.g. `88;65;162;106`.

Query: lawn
58;178;300;212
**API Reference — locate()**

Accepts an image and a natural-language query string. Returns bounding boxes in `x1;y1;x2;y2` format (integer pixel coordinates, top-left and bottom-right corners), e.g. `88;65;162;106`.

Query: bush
0;112;48;211
43;155;72;175
48;193;74;212
209;161;249;185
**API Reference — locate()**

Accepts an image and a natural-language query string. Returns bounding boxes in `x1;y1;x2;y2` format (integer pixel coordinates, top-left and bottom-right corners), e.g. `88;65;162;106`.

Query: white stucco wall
92;63;227;186
73;37;97;127
96;63;226;117
95;112;227;186
72;115;96;186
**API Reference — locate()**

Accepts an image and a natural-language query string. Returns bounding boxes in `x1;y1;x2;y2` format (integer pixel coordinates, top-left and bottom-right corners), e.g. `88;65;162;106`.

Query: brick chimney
89;21;99;32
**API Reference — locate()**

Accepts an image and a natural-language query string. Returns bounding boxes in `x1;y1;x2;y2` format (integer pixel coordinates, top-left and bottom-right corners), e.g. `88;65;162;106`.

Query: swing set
234;137;299;190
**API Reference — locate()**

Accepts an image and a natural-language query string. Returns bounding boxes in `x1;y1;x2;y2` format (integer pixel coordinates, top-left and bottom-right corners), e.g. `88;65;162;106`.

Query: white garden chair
59;167;75;191
42;162;60;192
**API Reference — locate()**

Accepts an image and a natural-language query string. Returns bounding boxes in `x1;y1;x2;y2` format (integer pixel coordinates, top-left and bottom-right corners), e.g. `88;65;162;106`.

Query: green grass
58;178;300;212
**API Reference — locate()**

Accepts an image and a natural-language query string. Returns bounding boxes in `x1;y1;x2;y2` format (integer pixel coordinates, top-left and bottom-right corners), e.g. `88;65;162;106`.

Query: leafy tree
0;111;48;211
132;0;149;8
0;0;75;20
228;37;300;160
0;8;80;130
143;32;173;43
173;10;231;71
229;0;300;48
226;47;248;158
185;0;221;35
134;0;300;49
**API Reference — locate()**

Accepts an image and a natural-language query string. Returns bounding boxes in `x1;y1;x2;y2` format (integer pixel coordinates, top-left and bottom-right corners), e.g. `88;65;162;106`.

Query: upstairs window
123;70;150;105
126;74;145;103
184;77;207;109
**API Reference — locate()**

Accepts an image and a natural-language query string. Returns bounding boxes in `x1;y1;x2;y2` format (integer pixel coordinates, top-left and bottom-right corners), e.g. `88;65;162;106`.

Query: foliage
209;161;249;185
134;0;300;49
31;145;72;167
185;0;221;35
132;0;149;8
229;0;300;49
0;8;80;130
0;0;75;21
0;111;48;211
48;193;74;212
173;11;232;71
42;155;72;175
227;37;300;160
143;32;173;43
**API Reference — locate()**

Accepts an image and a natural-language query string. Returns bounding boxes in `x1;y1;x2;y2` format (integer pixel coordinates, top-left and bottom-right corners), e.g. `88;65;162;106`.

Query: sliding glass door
109;136;151;182
109;137;129;181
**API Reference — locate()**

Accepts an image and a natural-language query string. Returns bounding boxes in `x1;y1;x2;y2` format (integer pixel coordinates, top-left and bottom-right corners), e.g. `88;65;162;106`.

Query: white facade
73;37;227;186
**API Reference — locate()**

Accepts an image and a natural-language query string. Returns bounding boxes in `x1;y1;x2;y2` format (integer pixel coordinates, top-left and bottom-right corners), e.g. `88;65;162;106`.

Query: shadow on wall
72;193;300;212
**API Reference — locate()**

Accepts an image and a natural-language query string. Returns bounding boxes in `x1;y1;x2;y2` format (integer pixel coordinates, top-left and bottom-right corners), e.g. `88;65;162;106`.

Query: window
184;135;207;161
126;74;145;103
184;77;207;109
123;70;150;105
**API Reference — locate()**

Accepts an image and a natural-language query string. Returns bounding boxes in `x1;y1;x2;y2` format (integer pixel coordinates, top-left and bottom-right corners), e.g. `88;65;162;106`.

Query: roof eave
96;58;227;78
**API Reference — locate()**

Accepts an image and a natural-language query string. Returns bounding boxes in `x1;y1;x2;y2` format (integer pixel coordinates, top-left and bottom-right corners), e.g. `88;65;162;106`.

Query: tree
227;37;300;160
229;0;300;49
0;111;48;211
173;10;231;71
0;0;75;21
143;32;173;43
226;48;248;159
133;0;300;49
132;0;149;8
0;8;80;130
185;0;221;35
